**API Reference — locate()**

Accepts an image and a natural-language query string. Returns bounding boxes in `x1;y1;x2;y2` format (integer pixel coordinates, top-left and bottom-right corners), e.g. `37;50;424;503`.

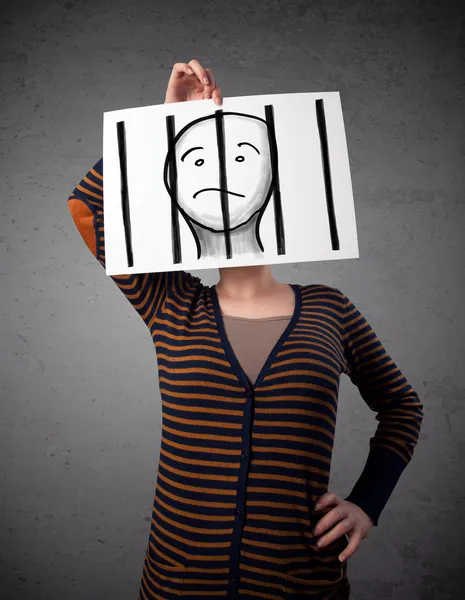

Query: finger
212;84;223;106
202;72;215;99
206;69;223;105
339;531;362;562
188;59;211;87
313;505;346;536
315;492;341;511
205;68;216;89
204;68;217;100
316;518;352;549
170;62;194;80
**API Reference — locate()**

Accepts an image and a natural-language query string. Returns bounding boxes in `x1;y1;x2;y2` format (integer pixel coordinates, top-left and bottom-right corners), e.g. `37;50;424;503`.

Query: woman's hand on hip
165;59;223;105
312;492;374;562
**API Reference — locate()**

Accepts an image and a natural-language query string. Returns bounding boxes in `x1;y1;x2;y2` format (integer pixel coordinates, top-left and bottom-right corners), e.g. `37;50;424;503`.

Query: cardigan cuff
344;445;408;527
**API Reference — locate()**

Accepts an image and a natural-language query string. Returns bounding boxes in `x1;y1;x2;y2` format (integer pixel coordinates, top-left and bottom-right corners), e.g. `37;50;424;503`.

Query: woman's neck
215;265;295;318
217;265;280;300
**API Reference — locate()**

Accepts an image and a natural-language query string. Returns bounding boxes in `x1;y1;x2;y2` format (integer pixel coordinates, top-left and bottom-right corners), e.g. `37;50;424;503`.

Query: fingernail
214;97;221;105
203;77;209;84
339;555;345;562
315;504;321;510
187;69;194;75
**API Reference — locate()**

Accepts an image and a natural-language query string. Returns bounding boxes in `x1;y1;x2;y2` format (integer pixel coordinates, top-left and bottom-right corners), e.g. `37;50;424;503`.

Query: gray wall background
2;0;464;598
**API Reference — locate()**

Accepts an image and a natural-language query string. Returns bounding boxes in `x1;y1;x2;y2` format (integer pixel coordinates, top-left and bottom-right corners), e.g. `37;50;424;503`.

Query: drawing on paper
105;92;359;276
163;107;285;264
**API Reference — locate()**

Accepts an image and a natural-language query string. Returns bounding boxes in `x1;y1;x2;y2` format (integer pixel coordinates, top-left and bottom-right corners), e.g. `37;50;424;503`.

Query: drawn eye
235;155;245;163
195;158;204;167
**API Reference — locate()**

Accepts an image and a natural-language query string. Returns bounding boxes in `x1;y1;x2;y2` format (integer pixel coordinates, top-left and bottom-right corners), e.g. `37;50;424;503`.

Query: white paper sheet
102;92;359;275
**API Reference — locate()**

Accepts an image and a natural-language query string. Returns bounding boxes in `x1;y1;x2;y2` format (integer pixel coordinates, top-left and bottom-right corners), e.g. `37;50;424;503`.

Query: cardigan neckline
211;283;302;392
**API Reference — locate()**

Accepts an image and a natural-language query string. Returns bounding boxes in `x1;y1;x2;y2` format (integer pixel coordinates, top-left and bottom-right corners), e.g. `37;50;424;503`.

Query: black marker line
264;105;285;255
315;99;340;251
237;141;260;154
116;121;134;267
166;115;182;264
181;146;203;162
215;110;232;259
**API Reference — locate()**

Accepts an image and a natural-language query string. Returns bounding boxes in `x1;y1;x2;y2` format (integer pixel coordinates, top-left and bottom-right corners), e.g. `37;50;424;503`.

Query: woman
68;59;424;600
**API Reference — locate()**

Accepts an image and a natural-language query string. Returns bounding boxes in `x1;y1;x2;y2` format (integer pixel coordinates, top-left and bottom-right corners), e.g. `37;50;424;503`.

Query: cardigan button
234;510;242;520
241;450;248;460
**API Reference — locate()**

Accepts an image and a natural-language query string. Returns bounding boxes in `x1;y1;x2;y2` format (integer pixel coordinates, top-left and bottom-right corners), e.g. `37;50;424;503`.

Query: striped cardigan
68;158;423;600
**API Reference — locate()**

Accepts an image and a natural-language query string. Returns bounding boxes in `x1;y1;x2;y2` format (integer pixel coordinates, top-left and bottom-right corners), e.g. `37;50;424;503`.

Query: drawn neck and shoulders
191;212;262;260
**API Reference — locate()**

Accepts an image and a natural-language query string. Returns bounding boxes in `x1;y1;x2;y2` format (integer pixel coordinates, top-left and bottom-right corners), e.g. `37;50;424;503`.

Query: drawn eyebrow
181;146;204;162
237;142;260;155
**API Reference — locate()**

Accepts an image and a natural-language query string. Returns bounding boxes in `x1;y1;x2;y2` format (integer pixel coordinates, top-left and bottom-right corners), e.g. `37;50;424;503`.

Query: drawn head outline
164;109;282;261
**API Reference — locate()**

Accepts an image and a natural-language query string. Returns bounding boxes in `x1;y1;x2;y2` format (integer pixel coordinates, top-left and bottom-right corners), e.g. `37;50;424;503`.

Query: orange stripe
279;340;343;363
83;174;103;192
90;166;103;180
257;381;338;398
156;341;225;354
253;433;332;454
76;183;102;200
158;376;242;392
371;442;409;463
298;313;340;332
253;413;335;432
151;315;217;333
161;389;244;404
271;355;339;373
155;352;230;367
162;412;243;430
143;275;166;322
263;368;339;385
165;296;211;318
157;364;238;381
156;331;220;343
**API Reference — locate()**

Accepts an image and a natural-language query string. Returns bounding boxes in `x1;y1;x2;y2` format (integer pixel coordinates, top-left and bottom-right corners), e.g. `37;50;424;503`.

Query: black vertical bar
215;110;232;259
166;115;182;264
264;105;285;255
315;99;340;251
116;121;134;267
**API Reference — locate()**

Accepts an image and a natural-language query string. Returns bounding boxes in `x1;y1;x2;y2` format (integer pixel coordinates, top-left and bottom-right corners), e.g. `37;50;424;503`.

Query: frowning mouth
193;187;245;199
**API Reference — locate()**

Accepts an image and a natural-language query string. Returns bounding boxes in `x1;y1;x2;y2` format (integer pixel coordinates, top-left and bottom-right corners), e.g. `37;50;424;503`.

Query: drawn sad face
173;114;273;232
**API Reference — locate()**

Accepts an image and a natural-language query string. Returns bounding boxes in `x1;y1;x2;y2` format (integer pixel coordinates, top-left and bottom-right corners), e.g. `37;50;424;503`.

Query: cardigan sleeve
336;289;424;526
67;158;199;329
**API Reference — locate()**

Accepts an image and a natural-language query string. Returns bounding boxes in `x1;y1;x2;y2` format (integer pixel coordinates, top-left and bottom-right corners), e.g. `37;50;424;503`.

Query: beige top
222;314;292;386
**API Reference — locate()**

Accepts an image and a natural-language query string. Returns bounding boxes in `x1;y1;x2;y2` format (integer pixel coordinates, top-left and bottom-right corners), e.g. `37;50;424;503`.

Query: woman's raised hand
165;59;223;105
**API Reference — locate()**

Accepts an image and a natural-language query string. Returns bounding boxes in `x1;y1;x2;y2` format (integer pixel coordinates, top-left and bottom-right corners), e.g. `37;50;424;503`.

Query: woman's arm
67;60;223;329
68;158;176;327
337;289;424;526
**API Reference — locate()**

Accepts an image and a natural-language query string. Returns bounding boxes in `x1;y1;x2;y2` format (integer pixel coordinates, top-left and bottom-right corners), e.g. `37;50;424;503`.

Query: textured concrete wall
2;0;464;598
